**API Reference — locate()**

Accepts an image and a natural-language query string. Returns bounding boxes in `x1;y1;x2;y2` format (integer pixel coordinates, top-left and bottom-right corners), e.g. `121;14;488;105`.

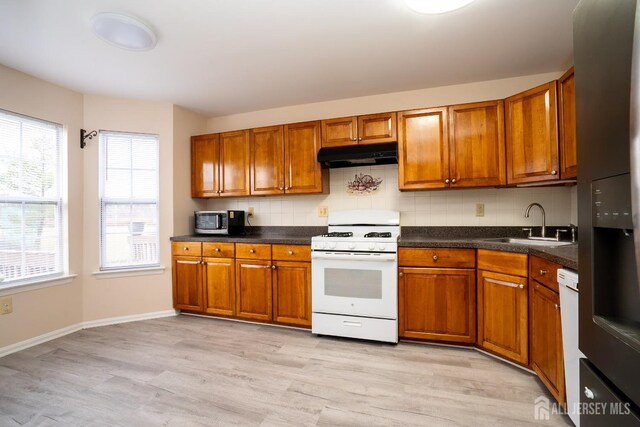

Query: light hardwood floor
0;315;572;426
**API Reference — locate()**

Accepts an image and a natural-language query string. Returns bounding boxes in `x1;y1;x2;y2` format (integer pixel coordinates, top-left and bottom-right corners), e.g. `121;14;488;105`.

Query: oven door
311;251;397;319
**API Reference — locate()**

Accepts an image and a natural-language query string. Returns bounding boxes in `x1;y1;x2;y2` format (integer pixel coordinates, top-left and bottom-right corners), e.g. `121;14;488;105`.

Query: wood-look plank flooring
0;315;572;426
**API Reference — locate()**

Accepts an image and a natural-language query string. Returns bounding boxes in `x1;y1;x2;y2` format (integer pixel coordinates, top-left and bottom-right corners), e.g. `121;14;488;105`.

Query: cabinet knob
432;255;439;261
584;387;595;400
288;250;294;255
555;303;560;310
451;178;457;184
539;269;548;275
358;137;362;141
184;247;188;250
272;265;276;269
284;186;289;190
214;248;220;252
444;178;450;184
519;284;525;289
279;187;284;190
399;272;404;277
249;249;255;253
551;170;558;175
352;137;357;141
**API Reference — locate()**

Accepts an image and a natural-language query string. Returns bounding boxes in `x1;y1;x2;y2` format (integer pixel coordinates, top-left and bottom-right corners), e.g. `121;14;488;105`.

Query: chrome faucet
525;203;547;239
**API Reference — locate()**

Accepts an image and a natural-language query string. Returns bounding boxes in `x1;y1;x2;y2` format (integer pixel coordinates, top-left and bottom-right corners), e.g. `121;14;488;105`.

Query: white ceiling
0;0;579;117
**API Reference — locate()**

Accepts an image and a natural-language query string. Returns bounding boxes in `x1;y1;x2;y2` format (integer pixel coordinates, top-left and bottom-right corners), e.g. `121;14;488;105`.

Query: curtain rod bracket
80;129;97;149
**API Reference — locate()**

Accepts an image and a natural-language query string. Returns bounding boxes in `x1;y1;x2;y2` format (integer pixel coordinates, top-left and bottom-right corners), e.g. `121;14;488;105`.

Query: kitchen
0;0;638;426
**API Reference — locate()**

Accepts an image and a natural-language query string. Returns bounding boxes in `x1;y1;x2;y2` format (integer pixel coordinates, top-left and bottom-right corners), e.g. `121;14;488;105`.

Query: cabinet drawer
530;256;561;292
236;243;271;260
172;241;202;257
477;249;527;277
202;242;235;258
398;248;475;268
272;244;311;261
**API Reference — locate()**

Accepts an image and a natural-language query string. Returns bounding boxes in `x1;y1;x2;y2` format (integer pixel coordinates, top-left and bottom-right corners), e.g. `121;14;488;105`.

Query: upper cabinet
284;121;326;194
250;125;285;195
505;82;560;184
191;131;250;197
558;67;577;179
398;101;505;190
321;112;396;147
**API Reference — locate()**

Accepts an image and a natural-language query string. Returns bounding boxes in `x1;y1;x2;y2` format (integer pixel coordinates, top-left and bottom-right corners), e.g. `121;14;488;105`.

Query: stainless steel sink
481;237;574;247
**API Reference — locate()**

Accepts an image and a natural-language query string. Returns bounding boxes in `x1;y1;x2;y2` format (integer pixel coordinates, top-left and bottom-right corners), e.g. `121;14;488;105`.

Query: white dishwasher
558;268;584;426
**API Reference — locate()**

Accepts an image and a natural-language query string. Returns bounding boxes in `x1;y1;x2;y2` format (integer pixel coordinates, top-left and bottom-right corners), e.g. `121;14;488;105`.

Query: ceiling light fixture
90;12;157;51
404;0;476;14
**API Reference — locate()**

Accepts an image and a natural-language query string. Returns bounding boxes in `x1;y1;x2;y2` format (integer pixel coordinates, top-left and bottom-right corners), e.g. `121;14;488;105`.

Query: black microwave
194;210;245;235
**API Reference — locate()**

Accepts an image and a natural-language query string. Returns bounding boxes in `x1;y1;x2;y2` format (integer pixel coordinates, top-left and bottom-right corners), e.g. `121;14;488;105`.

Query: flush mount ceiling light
404;0;476;14
90;12;157;51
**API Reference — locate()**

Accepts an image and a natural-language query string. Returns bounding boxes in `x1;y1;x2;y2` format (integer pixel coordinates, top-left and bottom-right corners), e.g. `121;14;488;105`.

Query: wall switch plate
247;207;254;217
475;203;485;217
318;206;328;217
0;297;13;315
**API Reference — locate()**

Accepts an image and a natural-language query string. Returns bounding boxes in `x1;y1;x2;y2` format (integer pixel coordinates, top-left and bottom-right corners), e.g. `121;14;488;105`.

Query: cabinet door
219;130;250;197
505;82;559;184
477;269;529;365
449;100;506;188
250;125;285;195
284;121;324;194
202;257;235;317
191;134;219;197
357;112;397;144
235;259;272;321
321;117;357;147
399;267;476;343
172;256;203;311
398;108;449;190
559;67;577;179
273;261;311;327
530;281;566;404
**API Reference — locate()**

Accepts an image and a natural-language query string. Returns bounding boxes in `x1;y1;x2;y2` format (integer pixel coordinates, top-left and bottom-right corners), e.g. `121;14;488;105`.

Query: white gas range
311;210;399;343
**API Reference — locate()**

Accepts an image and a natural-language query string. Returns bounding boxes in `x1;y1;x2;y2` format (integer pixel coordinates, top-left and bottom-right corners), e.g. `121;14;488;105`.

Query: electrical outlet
318;206;328;217
475;203;485;217
0;297;13;315
247;207;254;217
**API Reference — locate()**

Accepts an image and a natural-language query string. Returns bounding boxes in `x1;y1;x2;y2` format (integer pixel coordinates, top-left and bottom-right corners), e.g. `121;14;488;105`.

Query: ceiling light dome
91;12;157;51
404;0;476;14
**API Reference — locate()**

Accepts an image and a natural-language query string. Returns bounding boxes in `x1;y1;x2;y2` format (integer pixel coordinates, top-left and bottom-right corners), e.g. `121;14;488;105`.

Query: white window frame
0;109;65;286
98;130;160;271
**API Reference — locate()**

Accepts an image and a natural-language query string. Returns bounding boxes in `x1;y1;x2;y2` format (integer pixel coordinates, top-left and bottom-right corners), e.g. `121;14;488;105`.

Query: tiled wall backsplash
207;165;575;227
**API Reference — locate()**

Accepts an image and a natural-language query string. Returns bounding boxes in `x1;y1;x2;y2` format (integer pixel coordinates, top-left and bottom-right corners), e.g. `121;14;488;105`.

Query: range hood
317;142;398;168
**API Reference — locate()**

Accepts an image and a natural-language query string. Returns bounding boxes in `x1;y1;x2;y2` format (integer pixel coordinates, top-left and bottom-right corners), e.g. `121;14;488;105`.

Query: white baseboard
0;309;178;358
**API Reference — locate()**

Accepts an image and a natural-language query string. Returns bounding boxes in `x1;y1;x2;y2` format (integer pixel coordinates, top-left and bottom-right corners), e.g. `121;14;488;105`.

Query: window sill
0;274;78;297
92;266;166;279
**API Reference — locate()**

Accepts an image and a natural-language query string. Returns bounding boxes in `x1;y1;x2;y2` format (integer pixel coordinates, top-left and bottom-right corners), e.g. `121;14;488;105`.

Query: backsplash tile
207;165;574;227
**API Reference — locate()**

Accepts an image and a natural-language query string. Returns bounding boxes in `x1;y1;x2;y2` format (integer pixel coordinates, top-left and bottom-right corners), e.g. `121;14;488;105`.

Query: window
0;109;64;284
99;131;159;270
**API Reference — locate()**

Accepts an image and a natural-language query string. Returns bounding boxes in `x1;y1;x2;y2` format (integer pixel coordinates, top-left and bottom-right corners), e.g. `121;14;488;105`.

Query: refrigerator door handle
630;2;640;293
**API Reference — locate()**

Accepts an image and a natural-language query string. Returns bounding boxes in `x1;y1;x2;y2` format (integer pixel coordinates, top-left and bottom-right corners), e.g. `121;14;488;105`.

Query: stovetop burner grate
322;232;354;238
364;232;392;238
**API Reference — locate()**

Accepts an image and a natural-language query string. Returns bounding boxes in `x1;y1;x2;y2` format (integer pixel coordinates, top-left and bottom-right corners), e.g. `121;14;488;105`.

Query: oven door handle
311;252;397;261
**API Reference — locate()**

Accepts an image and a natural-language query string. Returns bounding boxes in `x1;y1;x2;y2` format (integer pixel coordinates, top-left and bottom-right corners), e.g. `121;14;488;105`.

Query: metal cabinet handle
451;178;457;184
551;170;558;175
539;269;548;275
288;250;294;255
519;284;525;289
249;249;255;253
445;178;450;184
352;137;357;141
284;186;289;190
272;265;276;269
432;255;439;261
214;248;220;252
584;387;595;400
358;137;362;141
183;247;189;251
279;187;284;190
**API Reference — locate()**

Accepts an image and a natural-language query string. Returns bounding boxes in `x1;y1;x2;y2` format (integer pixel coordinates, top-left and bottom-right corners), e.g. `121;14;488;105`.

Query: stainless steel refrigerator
574;0;640;425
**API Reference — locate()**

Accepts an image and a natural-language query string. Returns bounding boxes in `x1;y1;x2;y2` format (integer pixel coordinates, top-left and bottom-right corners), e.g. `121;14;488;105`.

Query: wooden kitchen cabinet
172;255;203;312
477;267;529;365
505;81;560;184
398;107;450;190
249;125;285;195
273;260;311;327
321;112;396;147
399;267;476;343
530;279;566;405
191;134;219;197
284;121;326;194
448;100;506;187
559;67;577;179
202;257;235;317
235;259;273;321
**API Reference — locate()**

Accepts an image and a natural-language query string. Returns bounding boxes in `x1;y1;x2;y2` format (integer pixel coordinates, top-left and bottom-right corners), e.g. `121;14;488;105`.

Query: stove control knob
329;242;337;250
348;243;356;250
368;243;376;250
315;242;325;250
377;243;386;250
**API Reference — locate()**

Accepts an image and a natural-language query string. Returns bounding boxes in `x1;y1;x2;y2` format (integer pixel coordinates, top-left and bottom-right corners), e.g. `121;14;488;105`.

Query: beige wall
0;64;84;347
207;71;563;133
172;105;208;236
81;95;175;322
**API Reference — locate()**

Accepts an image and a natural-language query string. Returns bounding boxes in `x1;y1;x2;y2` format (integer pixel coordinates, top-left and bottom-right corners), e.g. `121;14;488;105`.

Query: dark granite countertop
171;226;578;269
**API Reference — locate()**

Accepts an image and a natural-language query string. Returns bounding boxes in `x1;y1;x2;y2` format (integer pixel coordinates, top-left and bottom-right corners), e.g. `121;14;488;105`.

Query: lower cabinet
202;257;235;317
399;267;476;343
172;255;203;311
477;267;529;365
235;259;273;321
273;260;312;327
